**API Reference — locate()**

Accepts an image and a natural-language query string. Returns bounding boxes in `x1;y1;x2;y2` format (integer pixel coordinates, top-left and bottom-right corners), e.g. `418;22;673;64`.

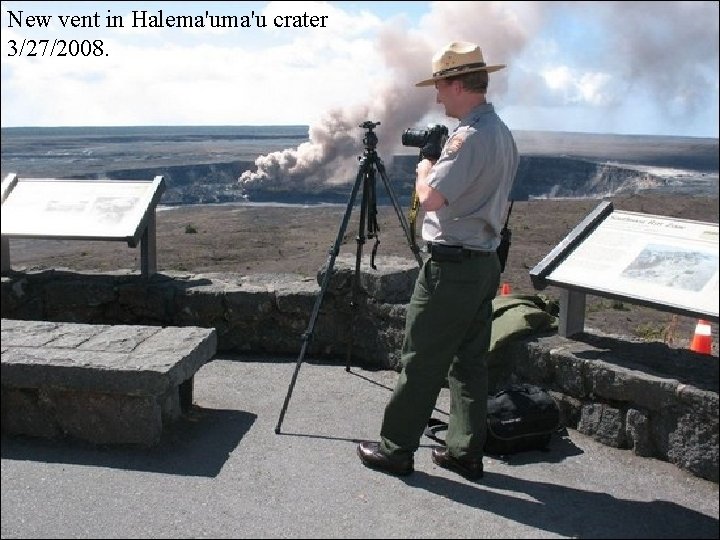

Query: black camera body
402;124;449;161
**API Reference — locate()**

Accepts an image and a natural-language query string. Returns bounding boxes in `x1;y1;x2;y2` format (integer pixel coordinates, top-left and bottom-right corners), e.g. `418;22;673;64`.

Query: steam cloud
239;1;718;191
238;30;438;191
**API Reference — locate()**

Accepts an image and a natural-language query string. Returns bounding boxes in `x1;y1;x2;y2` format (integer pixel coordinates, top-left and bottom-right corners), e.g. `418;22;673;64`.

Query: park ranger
357;41;519;480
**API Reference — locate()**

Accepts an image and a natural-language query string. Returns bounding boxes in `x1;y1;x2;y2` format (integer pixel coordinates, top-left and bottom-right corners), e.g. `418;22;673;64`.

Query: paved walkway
2;356;718;538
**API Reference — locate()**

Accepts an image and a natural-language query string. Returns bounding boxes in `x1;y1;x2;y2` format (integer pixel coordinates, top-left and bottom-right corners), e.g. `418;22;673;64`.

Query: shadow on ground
404;468;719;538
0;406;255;477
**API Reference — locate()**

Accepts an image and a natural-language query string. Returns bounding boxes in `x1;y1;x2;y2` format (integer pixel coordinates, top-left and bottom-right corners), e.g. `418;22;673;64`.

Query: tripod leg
376;159;423;267
274;163;365;434
346;165;372;371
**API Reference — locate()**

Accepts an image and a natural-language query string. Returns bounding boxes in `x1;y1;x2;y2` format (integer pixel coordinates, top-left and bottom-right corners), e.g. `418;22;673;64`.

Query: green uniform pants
379;253;500;460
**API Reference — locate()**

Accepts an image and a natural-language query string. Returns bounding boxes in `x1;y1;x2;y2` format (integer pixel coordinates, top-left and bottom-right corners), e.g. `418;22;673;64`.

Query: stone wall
1;256;717;482
0;255;416;368
498;337;718;483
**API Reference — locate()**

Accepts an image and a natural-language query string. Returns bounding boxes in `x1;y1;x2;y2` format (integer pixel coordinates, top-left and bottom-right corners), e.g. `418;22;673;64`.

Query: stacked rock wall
1;257;717;482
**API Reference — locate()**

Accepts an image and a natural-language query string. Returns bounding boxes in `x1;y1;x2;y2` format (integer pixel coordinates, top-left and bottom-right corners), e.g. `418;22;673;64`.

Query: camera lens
402;128;429;148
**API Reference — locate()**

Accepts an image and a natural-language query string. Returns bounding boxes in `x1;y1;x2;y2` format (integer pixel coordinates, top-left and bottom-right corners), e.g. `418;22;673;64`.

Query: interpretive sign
531;201;719;336
1;174;165;277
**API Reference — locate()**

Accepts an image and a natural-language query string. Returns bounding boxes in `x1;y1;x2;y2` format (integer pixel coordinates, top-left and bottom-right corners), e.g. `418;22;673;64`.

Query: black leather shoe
431;447;483;480
357;442;413;476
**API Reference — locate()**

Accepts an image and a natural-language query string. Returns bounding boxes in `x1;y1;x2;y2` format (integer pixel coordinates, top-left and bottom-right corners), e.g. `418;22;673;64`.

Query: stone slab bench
1;319;216;445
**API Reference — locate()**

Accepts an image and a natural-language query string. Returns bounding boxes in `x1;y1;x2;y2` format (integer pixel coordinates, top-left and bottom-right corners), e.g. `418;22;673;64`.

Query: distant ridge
3;125;717;169
2;126;717;204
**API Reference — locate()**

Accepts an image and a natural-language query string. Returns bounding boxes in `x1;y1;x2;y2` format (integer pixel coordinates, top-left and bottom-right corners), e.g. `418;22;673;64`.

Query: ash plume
591;1;719;118
238;32;437;191
239;1;718;192
238;2;530;191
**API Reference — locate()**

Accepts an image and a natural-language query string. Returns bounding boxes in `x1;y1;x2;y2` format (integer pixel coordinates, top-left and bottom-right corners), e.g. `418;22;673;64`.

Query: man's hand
415;158;446;212
416;158;434;177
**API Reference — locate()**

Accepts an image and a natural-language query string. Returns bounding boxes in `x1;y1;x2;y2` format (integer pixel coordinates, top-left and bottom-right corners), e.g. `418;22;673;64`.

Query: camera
402;124;449;160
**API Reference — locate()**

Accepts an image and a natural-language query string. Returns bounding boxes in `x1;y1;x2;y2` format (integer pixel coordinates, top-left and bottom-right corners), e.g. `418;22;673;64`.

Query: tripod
275;121;423;434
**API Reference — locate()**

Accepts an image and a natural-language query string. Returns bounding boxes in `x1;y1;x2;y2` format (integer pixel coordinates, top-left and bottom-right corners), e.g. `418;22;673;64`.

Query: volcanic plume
239;1;718;192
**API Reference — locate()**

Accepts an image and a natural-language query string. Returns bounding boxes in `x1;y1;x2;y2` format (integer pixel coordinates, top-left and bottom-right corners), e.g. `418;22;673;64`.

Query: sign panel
546;210;719;318
1;177;165;244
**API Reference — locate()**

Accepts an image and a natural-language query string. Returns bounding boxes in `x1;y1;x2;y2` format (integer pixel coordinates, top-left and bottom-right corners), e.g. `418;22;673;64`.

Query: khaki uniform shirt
422;103;519;251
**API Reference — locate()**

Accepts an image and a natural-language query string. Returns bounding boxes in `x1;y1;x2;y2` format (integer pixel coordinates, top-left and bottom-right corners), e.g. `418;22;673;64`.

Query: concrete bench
1;319;216;445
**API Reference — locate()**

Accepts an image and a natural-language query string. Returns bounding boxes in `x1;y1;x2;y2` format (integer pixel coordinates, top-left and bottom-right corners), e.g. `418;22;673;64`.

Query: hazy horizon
2;124;718;141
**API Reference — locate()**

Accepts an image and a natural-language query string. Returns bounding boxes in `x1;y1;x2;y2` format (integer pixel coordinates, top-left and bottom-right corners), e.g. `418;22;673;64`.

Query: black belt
427;243;494;261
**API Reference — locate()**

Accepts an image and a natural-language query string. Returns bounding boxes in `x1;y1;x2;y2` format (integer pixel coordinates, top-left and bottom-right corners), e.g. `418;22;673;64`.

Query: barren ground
6;192;718;355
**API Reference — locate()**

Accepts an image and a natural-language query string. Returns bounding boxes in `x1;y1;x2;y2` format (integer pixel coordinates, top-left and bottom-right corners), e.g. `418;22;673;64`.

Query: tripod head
359;121;380;152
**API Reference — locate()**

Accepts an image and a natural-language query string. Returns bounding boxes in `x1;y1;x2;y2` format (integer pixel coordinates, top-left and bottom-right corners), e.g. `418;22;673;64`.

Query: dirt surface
6;193;719;353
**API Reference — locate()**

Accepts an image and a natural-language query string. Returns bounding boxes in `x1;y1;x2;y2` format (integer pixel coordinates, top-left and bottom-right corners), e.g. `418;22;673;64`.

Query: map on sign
545;209;719;318
621;243;716;292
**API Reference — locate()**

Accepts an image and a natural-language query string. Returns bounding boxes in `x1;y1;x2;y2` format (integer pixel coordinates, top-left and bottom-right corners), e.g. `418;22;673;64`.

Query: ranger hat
415;41;506;87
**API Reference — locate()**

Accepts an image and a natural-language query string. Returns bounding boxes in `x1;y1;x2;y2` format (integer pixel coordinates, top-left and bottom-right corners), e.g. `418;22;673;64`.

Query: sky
1;0;719;141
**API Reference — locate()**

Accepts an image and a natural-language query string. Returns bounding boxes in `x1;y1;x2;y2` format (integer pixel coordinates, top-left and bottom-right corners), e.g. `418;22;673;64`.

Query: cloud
541;66;616;107
580;1;719;119
1;1;391;126
1;0;717;139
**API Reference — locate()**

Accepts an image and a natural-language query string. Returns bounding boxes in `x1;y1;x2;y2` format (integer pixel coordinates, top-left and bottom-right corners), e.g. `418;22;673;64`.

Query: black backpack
425;383;561;455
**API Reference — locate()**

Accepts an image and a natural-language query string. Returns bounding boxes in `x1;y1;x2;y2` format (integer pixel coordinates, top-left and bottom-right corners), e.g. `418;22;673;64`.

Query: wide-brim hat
415;41;506;87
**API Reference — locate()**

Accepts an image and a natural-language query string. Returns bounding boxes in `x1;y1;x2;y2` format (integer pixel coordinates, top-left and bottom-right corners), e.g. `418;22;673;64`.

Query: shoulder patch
444;132;468;156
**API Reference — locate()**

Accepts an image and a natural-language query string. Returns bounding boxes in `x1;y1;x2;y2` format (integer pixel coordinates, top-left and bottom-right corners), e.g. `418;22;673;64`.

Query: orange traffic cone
689;320;712;355
500;283;511;296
